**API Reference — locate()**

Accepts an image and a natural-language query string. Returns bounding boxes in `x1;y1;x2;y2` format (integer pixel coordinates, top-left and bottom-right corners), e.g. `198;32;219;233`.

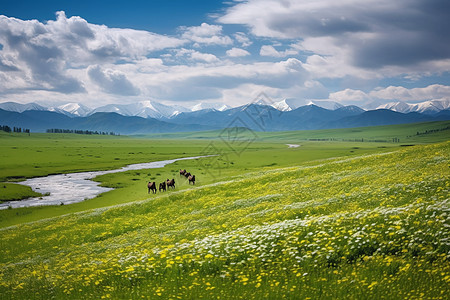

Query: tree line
46;128;117;135
414;125;450;136
0;125;30;133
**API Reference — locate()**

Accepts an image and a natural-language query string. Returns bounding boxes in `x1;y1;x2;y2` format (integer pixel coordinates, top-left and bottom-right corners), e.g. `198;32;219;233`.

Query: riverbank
0;156;210;209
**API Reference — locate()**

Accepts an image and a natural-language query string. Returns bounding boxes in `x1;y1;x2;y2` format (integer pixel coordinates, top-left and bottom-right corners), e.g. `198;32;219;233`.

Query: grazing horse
166;178;175;189
184;172;191;178
188;175;196;185
147;181;157;194
179;169;186;176
159;181;166;192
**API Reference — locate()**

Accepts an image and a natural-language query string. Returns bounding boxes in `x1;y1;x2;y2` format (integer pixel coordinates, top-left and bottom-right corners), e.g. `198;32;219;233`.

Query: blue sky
1;0;225;33
1;0;450;109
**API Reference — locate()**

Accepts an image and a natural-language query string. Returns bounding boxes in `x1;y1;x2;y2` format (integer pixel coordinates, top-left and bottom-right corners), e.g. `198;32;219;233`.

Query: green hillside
0;141;448;299
142;120;450;143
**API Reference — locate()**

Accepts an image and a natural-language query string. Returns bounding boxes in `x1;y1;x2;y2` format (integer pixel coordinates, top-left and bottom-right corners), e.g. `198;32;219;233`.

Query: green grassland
0;139;448;299
0;121;449;298
0;121;449;227
0;183;42;202
144;120;450;144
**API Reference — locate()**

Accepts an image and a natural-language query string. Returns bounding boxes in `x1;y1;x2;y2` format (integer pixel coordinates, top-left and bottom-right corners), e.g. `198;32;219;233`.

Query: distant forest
0;125;30;133
0;125;117;136
46;129;117;135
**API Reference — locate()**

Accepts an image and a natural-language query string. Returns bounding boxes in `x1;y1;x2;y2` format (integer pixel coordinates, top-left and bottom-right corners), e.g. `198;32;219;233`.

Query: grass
0;183;42;203
0;132;209;182
0;122;448;298
0;141;448;299
0;121;449;227
142;120;450;144
0;140;397;227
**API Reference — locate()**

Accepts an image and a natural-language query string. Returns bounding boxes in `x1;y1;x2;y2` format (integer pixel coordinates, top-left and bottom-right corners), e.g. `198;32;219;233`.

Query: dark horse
147;181;157;194
179;169;187;176
159;181;166;192
188;175;196;185
184;172;191;178
166;178;175;189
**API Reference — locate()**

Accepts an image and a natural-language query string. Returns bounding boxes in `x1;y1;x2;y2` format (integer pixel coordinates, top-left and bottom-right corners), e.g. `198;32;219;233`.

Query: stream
0;156;207;209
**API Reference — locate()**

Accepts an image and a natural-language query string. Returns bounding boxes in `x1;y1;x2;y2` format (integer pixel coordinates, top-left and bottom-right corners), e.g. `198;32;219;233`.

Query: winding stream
0;156;208;209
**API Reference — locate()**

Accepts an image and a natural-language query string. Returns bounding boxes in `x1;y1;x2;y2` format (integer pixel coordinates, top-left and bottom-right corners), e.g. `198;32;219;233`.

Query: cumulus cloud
233;32;252;47
369;84;450;102
328;89;370;103
190;51;219;63
180;23;233;46
2;5;448;109
87;65;140;96
219;0;450;74
226;47;250;57
324;84;450;108
260;45;298;57
173;48;219;63
133;58;309;102
0;12;184;95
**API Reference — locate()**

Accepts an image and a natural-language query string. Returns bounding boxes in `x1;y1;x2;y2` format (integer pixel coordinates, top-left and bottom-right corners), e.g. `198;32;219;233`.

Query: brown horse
179;169;186;176
159;181;166;192
166;178;175;189
188;175;195;185
184;172;191;178
147;181;157;194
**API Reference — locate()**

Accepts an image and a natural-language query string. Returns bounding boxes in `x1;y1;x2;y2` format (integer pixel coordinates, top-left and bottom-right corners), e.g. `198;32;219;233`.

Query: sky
1;0;450;109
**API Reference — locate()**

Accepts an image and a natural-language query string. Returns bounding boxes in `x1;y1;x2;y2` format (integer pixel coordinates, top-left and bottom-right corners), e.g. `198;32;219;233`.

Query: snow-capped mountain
377;99;450;114
51;103;92;117
270;99;345;111
0;102;47;113
271;99;296;111
1;98;449;122
306;100;344;110
191;102;231;112
92;101;189;119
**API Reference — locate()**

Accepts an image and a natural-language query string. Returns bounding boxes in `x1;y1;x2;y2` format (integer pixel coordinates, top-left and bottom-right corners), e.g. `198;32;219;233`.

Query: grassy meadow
0;121;449;299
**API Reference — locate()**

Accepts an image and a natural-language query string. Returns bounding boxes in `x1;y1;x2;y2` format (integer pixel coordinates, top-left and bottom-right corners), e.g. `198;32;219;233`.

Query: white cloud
173;48;219;63
180;22;233;46
0;12;184;95
2;6;449;110
226;47;250;57
329;89;370;103
190;51;219;63
324;84;450;108
234;32;252;47
219;0;450;77
125;58;309;102
369;84;450;102
87;65;140;96
260;45;297;57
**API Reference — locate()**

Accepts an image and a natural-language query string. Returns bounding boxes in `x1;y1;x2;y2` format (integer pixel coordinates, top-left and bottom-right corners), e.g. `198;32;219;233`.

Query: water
0;156;208;209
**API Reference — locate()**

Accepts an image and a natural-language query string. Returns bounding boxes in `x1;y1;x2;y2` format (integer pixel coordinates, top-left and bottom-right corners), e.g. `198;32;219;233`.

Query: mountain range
0;99;449;134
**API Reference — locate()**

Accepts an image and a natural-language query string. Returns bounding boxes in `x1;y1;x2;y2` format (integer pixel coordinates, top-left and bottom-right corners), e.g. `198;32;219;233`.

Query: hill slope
1;141;448;299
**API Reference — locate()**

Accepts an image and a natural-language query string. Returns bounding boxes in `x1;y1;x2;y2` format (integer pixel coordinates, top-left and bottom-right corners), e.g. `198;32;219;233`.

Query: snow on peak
56;103;92;117
191;102;230;112
306;100;344;110
0;102;47;113
376;99;450;114
272;99;294;111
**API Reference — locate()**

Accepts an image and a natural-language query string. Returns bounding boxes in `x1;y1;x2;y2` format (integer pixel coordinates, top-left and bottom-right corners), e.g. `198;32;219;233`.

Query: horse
184;172;191;178
159;181;166;192
166;178;175;189
147;181;157;194
179;169;186;176
188;175;195;185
